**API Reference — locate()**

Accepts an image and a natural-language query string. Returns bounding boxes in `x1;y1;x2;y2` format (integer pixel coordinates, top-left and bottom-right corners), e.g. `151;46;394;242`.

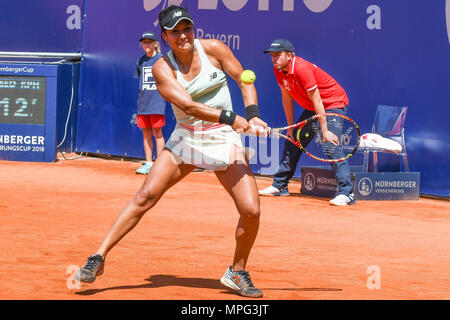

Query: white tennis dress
165;39;243;170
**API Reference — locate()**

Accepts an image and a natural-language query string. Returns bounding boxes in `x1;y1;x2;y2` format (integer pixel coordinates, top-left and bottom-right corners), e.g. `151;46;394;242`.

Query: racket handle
245;125;269;137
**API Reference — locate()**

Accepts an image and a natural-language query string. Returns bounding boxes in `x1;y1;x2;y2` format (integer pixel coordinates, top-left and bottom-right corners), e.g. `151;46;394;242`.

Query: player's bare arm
202;39;257;106
202;39;268;131
153;56;249;132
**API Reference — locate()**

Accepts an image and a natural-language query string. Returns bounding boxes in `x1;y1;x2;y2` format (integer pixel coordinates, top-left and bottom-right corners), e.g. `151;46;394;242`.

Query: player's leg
215;144;263;298
98;150;195;256
76;150;196;282
216;163;260;271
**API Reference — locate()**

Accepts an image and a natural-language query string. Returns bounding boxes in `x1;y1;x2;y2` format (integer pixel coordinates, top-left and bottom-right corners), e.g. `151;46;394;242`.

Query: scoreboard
0;75;47;125
0;63;76;162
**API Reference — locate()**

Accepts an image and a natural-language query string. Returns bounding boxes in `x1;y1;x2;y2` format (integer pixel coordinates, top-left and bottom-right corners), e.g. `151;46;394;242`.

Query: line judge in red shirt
258;38;355;206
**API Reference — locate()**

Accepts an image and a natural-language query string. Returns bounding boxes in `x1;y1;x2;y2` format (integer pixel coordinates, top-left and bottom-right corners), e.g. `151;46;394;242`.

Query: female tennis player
75;5;267;298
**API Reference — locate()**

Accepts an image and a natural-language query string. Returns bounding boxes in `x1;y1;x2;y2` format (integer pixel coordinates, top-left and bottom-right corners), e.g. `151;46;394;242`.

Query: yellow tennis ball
240;70;256;84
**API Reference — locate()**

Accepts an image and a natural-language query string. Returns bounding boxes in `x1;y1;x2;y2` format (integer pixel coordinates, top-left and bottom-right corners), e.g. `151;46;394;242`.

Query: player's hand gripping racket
246;113;361;163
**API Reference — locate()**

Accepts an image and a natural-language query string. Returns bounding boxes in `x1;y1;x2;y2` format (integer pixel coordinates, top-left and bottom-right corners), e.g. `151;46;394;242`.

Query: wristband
245;104;260;121
219;109;237;126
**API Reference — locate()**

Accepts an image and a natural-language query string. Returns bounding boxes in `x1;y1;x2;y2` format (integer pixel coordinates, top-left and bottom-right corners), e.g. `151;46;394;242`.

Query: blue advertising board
354;172;420;201
0;0;83;53
301;166;357;198
0;0;448;197
73;0;449;197
301;166;420;200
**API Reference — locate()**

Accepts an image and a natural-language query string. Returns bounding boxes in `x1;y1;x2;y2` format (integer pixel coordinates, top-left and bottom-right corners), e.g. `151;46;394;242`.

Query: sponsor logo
0;66;34;74
0;134;45;153
0;134;44;145
142;67;157;90
209;72;218;81
142;66;153;82
356;174;420;200
143;0;335;14
144;0;184;25
196;28;240;50
358;178;373;196
303;172;316;191
303;0;333;13
144;0;183;12
196;0;334;12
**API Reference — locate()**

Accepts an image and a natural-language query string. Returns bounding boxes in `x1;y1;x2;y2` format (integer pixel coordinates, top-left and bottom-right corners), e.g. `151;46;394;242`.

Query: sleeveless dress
164;39;243;170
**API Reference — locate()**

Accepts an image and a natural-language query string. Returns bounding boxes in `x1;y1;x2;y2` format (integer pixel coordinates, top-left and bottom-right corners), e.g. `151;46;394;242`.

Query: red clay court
0;154;449;300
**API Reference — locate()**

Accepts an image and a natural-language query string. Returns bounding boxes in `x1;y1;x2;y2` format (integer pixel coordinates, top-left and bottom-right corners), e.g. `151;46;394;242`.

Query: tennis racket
246;113;361;163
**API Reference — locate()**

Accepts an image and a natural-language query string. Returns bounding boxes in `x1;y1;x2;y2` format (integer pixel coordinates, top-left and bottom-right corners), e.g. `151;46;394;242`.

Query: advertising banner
354;172;420;201
301;166;420;200
74;0;449;197
0;0;83;53
1;0;448;197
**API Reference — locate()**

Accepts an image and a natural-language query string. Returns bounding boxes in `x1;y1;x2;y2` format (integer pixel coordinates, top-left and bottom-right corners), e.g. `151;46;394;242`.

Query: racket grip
245;125;269;137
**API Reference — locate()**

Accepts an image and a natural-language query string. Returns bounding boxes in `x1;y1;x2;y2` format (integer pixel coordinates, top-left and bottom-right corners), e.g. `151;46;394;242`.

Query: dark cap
139;31;158;42
160;7;194;30
263;38;295;53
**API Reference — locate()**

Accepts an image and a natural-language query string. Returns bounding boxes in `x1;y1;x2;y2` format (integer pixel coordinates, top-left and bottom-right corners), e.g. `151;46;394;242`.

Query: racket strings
297;115;359;161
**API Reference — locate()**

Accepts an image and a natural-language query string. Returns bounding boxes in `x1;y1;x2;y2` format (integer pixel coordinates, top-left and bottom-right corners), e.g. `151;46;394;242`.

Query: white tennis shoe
136;162;153;175
258;186;279;195
329;193;356;206
258;186;290;196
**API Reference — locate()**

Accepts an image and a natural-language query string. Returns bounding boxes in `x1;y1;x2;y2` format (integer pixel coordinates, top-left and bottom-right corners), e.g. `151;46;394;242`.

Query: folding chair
360;105;409;172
